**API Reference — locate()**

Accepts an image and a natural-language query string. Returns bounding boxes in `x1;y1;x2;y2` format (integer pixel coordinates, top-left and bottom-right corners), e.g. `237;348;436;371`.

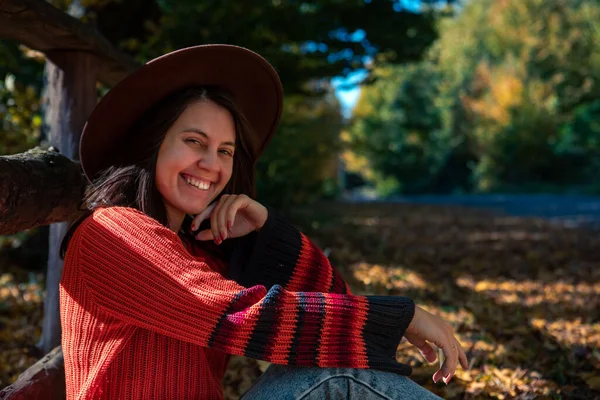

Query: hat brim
79;44;283;182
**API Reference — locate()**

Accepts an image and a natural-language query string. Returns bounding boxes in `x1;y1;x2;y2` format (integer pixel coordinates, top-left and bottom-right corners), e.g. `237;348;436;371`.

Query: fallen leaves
299;202;600;399
351;262;429;293
1;201;599;399
0;270;43;386
585;373;600;391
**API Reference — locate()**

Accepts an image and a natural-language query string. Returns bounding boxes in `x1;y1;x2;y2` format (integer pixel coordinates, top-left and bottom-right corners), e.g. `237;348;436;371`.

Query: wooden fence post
38;51;97;354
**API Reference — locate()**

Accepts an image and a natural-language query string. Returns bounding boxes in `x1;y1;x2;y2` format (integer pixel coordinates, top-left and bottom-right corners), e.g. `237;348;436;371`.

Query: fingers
225;197;245;235
210;196;228;243
433;339;467;384
407;306;469;385
195;229;213;241
432;340;457;384
405;333;437;363
447;339;468;381
191;199;222;241
419;342;437;364
217;195;238;241
191;202;216;231
197;195;243;243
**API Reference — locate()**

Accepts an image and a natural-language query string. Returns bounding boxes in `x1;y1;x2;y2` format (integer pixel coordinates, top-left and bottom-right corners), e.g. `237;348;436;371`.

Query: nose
197;150;219;173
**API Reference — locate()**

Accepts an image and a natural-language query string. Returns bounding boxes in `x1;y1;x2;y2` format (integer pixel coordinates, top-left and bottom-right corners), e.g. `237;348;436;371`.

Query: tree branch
0;346;65;400
0;147;86;235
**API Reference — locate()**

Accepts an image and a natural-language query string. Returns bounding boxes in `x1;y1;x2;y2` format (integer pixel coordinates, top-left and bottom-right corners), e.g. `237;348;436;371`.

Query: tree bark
0;346;65;400
0;147;84;235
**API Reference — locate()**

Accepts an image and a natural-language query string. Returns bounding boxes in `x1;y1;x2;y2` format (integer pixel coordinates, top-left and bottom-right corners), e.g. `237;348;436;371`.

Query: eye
185;138;202;146
219;149;234;157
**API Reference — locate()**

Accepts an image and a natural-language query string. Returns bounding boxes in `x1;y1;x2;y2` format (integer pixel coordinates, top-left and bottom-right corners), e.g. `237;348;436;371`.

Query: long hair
60;86;259;258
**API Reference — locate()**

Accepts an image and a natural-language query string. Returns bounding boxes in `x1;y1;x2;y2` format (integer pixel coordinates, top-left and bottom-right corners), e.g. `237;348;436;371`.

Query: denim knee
242;365;443;400
295;373;392;399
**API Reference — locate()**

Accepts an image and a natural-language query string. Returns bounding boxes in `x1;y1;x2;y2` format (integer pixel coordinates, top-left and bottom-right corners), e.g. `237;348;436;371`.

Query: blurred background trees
3;0;600;203
346;0;600;196
0;41;43;155
0;0;449;209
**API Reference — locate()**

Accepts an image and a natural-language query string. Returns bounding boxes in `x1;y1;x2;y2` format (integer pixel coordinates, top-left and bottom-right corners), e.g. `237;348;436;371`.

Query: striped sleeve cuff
364;296;416;374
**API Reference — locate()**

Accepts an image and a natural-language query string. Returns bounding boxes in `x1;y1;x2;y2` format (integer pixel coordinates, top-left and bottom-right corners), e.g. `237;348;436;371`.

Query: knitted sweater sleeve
229;207;351;294
75;206;415;374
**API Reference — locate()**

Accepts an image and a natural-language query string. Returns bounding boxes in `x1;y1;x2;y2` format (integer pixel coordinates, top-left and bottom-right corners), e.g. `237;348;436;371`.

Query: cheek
155;154;168;184
221;160;234;184
155;151;181;190
154;165;170;199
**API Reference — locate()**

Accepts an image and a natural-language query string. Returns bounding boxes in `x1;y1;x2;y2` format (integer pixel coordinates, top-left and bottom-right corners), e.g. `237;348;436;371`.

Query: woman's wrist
406;305;421;333
254;204;268;232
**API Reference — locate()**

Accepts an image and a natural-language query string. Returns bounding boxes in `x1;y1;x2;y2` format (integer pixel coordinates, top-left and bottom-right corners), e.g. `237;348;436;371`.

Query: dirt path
357;194;600;229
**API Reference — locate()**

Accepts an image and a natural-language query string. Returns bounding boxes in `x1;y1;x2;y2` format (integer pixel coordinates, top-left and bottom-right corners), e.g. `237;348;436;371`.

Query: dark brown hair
60;86;259;258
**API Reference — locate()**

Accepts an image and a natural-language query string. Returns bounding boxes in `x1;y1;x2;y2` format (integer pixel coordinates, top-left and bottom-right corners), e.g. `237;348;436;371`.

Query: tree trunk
0;147;84;235
38;51;97;354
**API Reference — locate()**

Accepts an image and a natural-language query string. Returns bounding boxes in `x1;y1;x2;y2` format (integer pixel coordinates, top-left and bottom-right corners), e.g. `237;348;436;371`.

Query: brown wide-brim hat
79;44;283;182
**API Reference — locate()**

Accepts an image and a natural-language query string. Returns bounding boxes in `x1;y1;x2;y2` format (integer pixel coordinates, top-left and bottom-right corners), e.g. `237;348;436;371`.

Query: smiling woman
156;97;237;231
56;44;464;400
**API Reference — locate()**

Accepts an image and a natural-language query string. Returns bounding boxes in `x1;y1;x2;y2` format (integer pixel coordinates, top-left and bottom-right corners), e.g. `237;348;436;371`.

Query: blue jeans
241;365;443;399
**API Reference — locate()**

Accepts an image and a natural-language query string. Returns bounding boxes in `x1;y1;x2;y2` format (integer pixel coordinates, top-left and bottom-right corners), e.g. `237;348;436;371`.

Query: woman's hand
191;194;268;244
404;306;468;385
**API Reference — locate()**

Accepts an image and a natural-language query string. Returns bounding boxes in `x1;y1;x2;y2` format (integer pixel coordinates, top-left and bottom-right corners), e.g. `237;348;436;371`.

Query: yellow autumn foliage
463;61;524;126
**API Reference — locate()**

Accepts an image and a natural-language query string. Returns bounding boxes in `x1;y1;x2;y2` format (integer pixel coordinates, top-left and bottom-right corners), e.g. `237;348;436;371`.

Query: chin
181;197;215;214
182;203;210;216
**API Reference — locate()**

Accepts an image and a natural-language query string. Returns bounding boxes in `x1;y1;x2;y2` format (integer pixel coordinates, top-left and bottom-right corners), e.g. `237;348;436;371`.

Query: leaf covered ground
1;202;599;399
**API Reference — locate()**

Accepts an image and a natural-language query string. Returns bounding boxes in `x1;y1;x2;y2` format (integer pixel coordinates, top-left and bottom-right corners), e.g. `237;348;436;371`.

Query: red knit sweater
60;206;415;399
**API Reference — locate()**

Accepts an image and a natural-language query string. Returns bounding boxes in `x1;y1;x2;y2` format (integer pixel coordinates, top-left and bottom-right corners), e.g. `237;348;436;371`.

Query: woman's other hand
191;194;268;244
404;305;468;385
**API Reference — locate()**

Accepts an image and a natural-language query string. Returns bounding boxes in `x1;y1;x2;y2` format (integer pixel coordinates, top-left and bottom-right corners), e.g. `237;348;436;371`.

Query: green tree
83;0;441;94
347;62;451;194
0;41;43;156
348;0;600;193
448;0;600;190
256;91;343;209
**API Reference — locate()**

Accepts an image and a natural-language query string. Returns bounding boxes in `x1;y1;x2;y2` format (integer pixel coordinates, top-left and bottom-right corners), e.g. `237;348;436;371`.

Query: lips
181;174;212;191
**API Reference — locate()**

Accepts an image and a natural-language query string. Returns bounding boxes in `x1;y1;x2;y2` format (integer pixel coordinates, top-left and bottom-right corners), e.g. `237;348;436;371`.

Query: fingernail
433;376;439;383
190;225;196;231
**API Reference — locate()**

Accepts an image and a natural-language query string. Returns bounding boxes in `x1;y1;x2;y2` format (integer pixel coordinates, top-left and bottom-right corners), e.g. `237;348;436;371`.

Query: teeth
185;176;210;190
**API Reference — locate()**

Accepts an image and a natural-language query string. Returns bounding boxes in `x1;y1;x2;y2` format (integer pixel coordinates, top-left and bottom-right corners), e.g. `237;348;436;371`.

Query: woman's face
155;99;236;225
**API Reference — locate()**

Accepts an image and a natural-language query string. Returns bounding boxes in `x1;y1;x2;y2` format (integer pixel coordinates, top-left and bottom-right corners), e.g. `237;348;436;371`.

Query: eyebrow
182;128;236;147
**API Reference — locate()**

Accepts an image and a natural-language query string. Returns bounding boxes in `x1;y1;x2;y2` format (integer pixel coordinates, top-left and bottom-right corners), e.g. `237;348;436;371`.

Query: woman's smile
181;173;213;191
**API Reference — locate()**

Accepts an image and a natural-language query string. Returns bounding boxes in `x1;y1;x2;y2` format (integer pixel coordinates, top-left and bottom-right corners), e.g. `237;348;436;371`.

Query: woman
60;44;467;399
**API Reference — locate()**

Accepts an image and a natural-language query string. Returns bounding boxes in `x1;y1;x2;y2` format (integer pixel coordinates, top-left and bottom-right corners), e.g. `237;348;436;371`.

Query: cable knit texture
60;206;415;399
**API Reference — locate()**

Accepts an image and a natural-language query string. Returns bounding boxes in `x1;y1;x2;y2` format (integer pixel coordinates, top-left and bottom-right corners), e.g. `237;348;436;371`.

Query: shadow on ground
1;201;598;399
297;202;599;400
